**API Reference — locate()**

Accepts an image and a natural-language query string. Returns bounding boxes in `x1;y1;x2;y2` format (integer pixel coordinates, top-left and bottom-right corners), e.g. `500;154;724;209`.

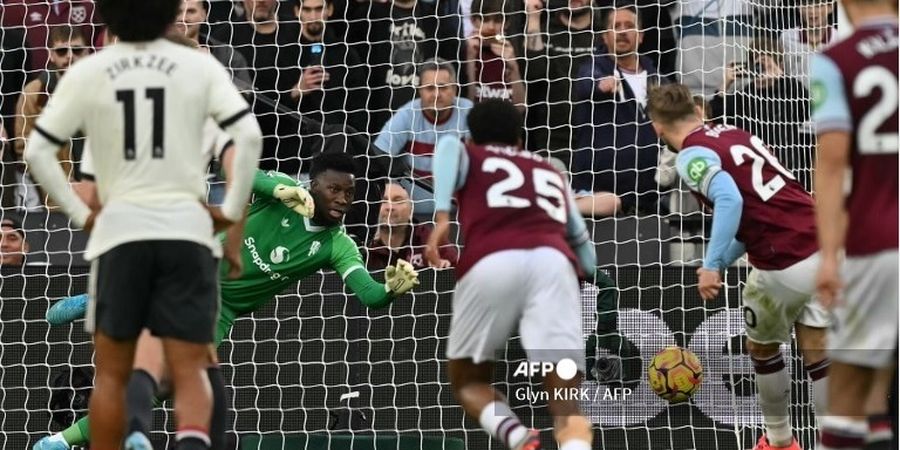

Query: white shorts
446;247;585;373
742;252;831;344
828;250;899;368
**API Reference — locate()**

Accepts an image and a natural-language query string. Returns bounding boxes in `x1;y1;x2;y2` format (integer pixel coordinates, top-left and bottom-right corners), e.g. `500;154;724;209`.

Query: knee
746;339;780;360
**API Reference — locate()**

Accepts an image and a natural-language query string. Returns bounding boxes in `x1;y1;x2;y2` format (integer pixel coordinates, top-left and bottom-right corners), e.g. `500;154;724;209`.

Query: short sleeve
373;107;411;155
81;140;94;177
205;54;252;129
331;233;366;280
33;66;86;143
675;146;723;196
810;53;852;134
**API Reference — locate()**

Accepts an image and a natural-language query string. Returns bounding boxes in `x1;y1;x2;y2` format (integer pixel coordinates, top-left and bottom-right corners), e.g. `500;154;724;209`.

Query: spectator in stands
348;0;461;133
373;59;472;219
367;182;457;270
521;0;598;165
571;5;667;216
464;0;525;110
0;216;29;267
14;25;88;209
173;0;252;90
209;0;304;174
709;37;812;189
290;0;368;134
0;0;103;73
673;0;754;96
780;0;836;84
0;27;29;210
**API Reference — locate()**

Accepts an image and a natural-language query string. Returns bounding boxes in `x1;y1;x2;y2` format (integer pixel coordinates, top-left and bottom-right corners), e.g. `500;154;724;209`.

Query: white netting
0;0;832;449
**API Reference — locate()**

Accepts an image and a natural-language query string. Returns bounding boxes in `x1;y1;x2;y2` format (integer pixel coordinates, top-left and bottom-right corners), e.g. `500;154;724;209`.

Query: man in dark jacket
571;5;667;215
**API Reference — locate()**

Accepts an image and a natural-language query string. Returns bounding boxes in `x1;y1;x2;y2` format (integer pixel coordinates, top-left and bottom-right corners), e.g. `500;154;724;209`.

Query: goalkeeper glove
384;259;420;296
273;184;315;218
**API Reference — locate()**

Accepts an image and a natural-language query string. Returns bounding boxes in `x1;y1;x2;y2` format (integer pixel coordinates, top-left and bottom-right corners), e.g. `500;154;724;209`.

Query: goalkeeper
35;152;420;450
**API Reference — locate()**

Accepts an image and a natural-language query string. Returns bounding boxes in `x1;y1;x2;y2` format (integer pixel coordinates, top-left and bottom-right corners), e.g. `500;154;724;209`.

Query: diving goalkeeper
35;152;419;450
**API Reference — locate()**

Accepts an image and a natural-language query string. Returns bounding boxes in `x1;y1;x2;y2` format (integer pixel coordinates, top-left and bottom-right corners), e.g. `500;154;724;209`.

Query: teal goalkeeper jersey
219;170;391;316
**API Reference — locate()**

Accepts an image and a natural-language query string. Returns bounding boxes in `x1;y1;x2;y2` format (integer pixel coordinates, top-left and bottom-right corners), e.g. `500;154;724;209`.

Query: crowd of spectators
0;0;834;268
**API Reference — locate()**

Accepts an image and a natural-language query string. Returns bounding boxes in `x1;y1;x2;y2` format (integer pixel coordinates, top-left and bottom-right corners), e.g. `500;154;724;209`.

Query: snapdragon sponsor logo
245;237;287;281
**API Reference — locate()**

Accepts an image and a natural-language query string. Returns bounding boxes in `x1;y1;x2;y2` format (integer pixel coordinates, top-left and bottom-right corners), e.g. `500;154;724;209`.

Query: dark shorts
88;240;219;343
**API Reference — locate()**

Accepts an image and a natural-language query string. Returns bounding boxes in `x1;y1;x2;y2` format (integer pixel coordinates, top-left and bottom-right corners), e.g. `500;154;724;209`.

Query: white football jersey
34;38;251;259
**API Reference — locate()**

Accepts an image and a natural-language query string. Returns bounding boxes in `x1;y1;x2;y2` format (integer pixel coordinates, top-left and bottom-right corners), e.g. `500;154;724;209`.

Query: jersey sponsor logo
686;158;709;184
810;79;826;112
245;237;287;281
308;241;321;257
270;246;290;264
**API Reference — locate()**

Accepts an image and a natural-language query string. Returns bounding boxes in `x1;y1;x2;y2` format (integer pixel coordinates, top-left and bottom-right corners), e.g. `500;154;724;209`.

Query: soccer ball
647;346;703;403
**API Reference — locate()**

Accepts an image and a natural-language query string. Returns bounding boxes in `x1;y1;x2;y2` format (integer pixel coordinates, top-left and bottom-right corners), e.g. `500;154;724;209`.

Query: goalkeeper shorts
828;250;898;368
87;240;219;343
446;247;585;373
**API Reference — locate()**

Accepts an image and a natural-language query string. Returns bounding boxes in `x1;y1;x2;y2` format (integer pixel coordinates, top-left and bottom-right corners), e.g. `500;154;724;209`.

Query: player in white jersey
22;1;263;449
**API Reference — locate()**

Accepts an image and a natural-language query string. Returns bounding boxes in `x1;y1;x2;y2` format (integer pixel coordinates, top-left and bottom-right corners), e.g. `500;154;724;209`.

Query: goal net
0;0;831;449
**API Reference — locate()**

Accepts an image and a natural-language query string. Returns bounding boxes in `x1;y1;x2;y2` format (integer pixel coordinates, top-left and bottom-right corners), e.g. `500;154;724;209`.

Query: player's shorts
742;252;831;344
86;240;219;343
828;250;899;368
446;247;585;373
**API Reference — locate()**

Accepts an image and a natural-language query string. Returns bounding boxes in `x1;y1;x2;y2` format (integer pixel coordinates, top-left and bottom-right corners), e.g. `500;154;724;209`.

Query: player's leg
820;251;899;450
795;323;830;424
446;251;535;449
864;367;895;450
742;268;803;449
87;243;155;450
520;247;592;450
123;330;168;449
148;241;221;450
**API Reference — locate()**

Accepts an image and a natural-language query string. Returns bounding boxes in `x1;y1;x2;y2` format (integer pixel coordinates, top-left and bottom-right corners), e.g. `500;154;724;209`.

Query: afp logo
513;358;579;381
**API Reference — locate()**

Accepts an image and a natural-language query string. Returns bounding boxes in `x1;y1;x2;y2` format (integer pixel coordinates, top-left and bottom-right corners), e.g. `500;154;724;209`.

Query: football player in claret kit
811;1;898;449
37;152;421;450
425;99;596;450
22;0;264;448
645;84;830;450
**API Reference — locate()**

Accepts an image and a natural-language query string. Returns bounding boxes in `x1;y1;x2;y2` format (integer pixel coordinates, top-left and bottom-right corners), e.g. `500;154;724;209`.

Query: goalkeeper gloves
384;259;420;296
273;184;315;218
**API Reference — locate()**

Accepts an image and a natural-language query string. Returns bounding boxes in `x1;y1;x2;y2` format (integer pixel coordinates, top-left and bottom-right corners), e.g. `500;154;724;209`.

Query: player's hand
425;212;452;269
385;259;420;296
816;257;842;309
696;267;722;301
206;205;235;233
273;184;315;218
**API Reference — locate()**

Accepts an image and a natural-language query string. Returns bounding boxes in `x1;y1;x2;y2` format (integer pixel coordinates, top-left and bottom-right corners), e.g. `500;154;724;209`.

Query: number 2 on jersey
482;157;567;223
116;88;165;160
854;66;898;154
730;135;795;202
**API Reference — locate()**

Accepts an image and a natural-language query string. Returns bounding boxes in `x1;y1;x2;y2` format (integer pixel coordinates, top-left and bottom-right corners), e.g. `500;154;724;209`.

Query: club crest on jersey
687;158;709;184
810;79;826;112
270;246;290;264
70;6;87;23
308;241;321;257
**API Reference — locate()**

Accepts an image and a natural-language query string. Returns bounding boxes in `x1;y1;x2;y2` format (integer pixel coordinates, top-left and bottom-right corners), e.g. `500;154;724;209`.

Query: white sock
559;439;592;450
753;354;793;447
479;401;528;448
804;359;830;427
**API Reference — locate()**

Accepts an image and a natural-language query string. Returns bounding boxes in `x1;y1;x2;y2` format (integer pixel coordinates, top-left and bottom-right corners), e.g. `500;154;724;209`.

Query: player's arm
810;53;853;306
23;68;92;227
676;146;744;271
425;135;469;267
810;54;852;265
205;54;263;223
333;235;418;307
564;186;597;277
